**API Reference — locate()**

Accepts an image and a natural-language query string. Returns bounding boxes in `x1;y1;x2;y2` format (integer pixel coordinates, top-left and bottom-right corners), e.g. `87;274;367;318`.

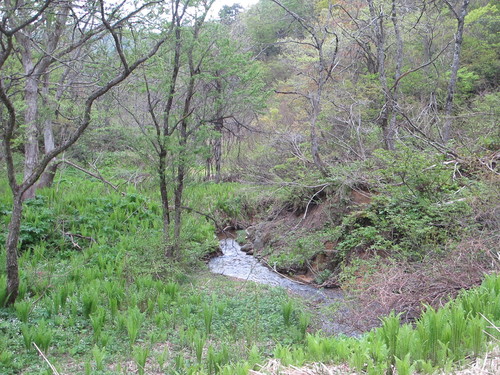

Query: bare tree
0;0;168;304
270;0;339;176
441;0;470;143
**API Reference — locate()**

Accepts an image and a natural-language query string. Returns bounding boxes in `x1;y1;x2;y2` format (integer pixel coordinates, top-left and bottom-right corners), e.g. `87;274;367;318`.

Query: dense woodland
0;0;499;374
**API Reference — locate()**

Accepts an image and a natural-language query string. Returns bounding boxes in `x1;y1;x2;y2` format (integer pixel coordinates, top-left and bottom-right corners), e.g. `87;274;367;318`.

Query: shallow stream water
209;239;359;335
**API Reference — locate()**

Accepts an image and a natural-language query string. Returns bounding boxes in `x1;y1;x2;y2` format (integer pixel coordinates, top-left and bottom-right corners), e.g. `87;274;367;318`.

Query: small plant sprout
21;324;33;351
14;300;31;323
165;282;180;301
90;307;106;342
133;345;150;375
33;320;53;353
82;289;98;318
203;303;214;335
298;312;311;339
92;345;106;371
193;332;206;363
126;307;144;345
156;347;169;371
282;300;294;326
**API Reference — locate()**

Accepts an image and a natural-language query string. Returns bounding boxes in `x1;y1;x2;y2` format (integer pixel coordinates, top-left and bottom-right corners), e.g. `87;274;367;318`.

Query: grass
0;171;309;374
0;170;499;374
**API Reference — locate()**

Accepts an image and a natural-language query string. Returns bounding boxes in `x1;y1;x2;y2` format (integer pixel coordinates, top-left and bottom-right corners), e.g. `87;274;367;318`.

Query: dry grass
444;346;500;375
250;347;500;375
250;359;357;375
338;242;498;331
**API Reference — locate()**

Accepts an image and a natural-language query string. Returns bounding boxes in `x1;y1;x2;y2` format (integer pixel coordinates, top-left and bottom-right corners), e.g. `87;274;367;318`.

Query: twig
62;159;121;193
178;206;221;230
33;342;60;375
303;185;328;220
261;259;311;286
62;231;96;249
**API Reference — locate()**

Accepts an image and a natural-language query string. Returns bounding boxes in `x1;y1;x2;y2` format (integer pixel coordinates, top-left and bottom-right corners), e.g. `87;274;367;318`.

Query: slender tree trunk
213;119;223;183
171;69;195;257
213;77;224;183
367;0;395;151
38;74;58;190
22;74;40;200
5;194;23;305
173;160;185;256
442;0;470;143
158;149;171;248
309;92;327;175
206;154;212;181
387;0;403;149
172;118;188;256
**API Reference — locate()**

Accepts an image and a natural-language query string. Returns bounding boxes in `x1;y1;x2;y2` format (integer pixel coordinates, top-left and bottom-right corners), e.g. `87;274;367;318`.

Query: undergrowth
0;165;498;374
0;172;304;374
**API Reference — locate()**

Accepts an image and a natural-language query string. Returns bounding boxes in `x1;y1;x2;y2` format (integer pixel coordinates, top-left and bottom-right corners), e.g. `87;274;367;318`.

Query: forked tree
0;0;171;304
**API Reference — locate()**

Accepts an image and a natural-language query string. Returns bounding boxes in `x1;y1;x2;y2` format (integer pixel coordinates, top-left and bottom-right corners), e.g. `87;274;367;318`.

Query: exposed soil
230;186;499;331
240;188;371;284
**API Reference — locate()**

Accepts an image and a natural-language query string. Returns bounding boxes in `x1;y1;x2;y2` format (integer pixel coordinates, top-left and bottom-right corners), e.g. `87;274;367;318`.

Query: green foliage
0;276;8;307
203;303;214;335
32;320;53;353
447;67;481;100
125;307;144;345
0;349;13;368
263;274;500;373
334;149;472;260
268;232;323;270
90;307;106;342
282;300;294;326
193;332;206;363
92;345;106;372
81;288;98;319
298;313;311;340
13;197;58;251
133;345;150;375
0;165;496;374
14;300;30;323
463;2;500;88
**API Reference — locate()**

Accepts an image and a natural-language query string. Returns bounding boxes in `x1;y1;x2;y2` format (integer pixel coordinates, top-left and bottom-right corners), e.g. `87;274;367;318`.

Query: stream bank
209;238;360;336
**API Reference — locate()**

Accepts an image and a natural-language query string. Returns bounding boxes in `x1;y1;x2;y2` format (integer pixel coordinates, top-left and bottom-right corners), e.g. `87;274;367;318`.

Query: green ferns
272;273;500;374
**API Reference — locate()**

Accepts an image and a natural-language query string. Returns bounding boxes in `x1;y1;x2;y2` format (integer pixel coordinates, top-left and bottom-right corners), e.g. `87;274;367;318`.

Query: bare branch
0;0;53;37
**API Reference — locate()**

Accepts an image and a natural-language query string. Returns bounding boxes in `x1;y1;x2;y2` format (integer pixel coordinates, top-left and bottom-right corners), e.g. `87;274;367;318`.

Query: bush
333;149;473;261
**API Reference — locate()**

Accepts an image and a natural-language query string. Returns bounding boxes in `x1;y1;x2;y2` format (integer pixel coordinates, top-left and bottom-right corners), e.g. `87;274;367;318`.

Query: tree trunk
387;0;403;150
37;73;58;190
213;76;224;183
5;194;23;305
173;161;184;256
442;0;470;143
171;80;193;257
213;119;223;183
158;149;171;249
367;0;395;151
22;74;40;200
36;161;59;190
310;92;327;175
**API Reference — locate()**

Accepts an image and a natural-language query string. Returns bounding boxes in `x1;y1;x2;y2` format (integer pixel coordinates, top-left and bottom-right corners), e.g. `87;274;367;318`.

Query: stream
209;238;359;336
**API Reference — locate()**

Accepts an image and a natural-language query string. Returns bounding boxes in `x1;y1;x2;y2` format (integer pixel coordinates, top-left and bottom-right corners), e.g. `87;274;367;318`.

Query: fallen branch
303;185;328;220
62;159;121;193
62;231;96;249
261;259;311;286
179;206;221;230
33;342;60;375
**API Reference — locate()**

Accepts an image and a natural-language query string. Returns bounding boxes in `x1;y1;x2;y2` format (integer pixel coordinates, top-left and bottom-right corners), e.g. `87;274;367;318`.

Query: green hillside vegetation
1;0;499;374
